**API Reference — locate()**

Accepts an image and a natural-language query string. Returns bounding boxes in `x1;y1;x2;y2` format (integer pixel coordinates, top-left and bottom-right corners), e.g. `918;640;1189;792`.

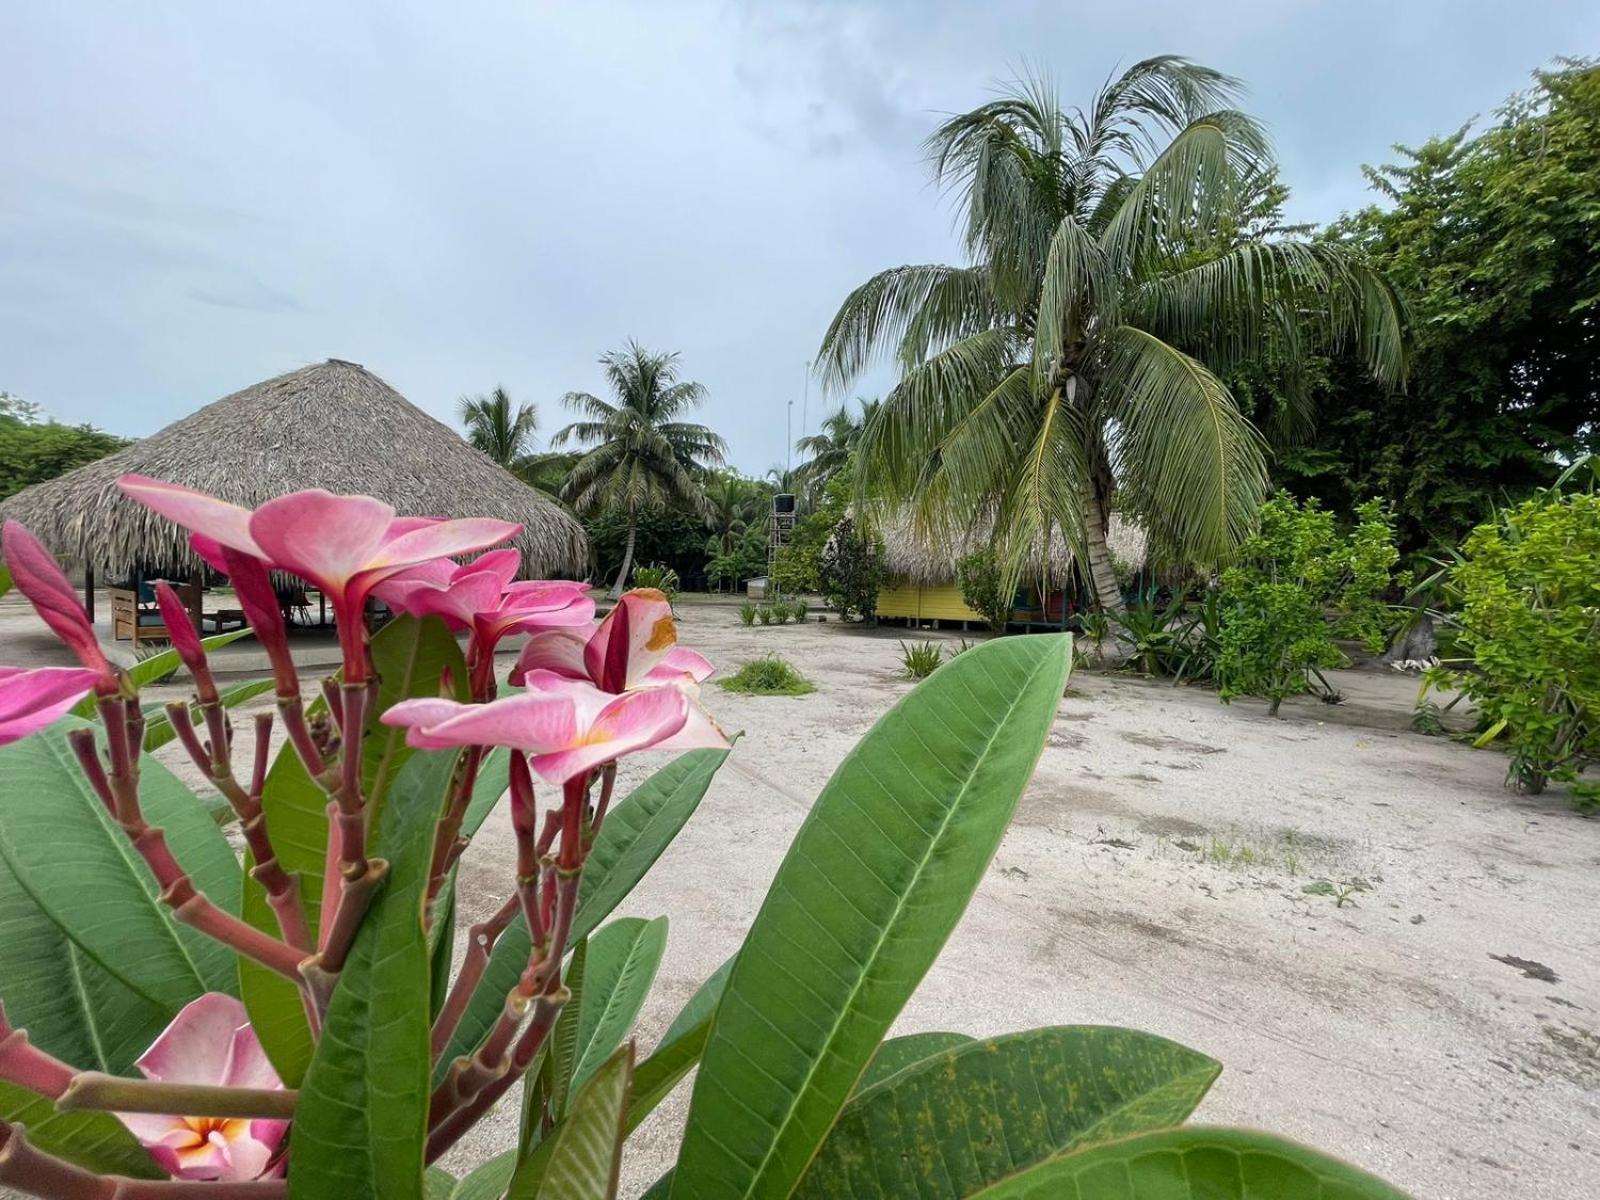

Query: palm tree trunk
1081;484;1125;616
609;520;638;600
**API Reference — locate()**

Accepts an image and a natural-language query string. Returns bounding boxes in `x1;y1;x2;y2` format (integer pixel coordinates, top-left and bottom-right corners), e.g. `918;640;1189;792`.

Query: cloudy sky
4;1;1596;473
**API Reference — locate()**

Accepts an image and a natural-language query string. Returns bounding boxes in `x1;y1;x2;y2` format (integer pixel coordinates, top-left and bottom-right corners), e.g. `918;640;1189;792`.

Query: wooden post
189;566;204;634
84;564;95;624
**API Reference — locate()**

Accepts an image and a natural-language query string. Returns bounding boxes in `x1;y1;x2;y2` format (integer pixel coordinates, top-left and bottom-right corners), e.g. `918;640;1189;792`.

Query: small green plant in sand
738;601;758;626
772;604;792;625
757;605;774;625
1303;877;1373;907
900;640;943;680
717;655;816;696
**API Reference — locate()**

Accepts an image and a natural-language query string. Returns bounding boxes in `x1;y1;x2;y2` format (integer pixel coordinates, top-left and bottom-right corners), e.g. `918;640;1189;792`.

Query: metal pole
801;360;810;445
786;400;793;476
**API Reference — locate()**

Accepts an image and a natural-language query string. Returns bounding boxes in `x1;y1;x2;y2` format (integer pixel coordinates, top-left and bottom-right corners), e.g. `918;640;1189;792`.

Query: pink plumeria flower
0;666;100;746
375;549;594;692
513;589;724;748
117;476;520;682
116;994;286;1182
383;671;720;784
1;520;117;692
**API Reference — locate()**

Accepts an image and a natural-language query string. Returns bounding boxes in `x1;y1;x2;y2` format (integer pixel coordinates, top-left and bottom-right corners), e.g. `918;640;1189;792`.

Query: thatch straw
876;510;1147;586
0;360;587;580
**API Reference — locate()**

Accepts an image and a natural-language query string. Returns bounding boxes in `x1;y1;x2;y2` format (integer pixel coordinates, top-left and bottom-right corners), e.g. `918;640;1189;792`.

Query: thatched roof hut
877;511;1147;587
0;359;587;581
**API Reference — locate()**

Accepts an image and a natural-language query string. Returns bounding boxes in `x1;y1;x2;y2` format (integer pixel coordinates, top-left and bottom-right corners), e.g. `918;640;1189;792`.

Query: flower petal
136;994;251;1087
0;666;99;746
511;630;591;685
645;646;715;685
382;692;577;754
369;518;522;573
2;521;113;682
117;476;264;559
249;491;394;588
529;685;689;785
583;589;677;692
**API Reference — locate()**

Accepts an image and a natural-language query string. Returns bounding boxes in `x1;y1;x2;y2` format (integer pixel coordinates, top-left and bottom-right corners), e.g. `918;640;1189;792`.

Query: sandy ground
3;592;1598;1199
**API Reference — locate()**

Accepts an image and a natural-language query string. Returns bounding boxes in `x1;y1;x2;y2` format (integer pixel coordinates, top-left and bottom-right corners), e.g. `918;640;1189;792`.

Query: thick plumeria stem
0;1005;74;1099
166;707;309;951
0;1122;285;1199
425;770;592;1139
56;1074;296;1120
430;894;520;1059
69;722;308;985
586;763;618;845
426;744;487;906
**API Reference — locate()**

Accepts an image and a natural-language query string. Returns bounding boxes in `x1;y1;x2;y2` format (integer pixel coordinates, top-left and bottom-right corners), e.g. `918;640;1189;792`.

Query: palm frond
815;264;998;391
1101;326;1268;564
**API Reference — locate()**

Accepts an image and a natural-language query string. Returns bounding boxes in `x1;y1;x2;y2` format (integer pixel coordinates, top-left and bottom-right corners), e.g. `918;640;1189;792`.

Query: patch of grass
756;606;773;626
899;640;943;679
738;602;757;627
716;656;816;696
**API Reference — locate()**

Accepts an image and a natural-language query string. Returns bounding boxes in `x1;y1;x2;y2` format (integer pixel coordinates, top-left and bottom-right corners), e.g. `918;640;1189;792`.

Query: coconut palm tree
793;399;878;500
458;386;539;471
704;471;762;555
553;342;727;597
816;58;1405;613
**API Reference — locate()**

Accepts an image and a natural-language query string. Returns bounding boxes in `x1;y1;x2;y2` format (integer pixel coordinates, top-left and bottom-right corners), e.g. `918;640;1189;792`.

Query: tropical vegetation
0;394;128;502
553;342;726;596
817;57;1405;613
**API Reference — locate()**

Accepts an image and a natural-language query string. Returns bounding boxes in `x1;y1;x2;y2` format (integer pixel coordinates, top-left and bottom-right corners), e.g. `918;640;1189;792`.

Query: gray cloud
1;0;1595;468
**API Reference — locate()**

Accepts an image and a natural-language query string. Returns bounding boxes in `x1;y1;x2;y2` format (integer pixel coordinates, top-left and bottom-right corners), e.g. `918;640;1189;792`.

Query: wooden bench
111;581;200;648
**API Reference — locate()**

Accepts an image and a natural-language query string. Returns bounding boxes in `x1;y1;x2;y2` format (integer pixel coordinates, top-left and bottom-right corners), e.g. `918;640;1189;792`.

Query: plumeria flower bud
1;520;116;693
154;581;218;705
115;994;286;1182
0;666;100;746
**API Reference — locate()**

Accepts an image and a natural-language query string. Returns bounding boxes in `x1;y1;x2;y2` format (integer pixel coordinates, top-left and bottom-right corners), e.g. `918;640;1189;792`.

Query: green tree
554;342;727;597
793;400;877;502
458;386;538;470
0;396;129;501
817;58;1404;613
1290;60;1600;553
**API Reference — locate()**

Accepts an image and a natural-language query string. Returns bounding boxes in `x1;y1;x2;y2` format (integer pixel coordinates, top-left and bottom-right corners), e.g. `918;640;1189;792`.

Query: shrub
631;561;680;600
899;640;943;679
756;605;773;625
1437;487;1600;806
787;599;807;623
738;601;757;626
956;549;1011;632
1215;496;1404;716
716;655;816;695
772;604;792;625
818;513;885;621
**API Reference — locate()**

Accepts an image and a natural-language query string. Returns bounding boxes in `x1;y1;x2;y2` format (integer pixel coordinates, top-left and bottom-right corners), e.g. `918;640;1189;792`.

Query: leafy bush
1436;487;1600;806
631;561;680;600
899;640;943;679
956;549;1011;632
738;601;758;626
818;513;885;622
716;655;816;696
1216;496;1404;715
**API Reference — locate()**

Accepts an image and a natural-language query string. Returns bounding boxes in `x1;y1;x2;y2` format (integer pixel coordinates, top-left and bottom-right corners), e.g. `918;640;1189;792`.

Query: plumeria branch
0;1123;285;1200
56;1075;296;1121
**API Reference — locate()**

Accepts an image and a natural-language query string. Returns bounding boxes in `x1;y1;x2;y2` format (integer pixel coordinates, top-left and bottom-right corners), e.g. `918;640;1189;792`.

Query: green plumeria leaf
625;954;736;1135
967;1126;1411;1198
508;1043;634;1200
287;748;455;1200
571;917;667;1095
242;614;467;1085
437;748;727;1076
854;1031;974;1092
0;1081;162;1179
0;719;240;1013
450;1151;517;1200
69;629;255;719
795;1026;1220;1197
671;634;1073;1200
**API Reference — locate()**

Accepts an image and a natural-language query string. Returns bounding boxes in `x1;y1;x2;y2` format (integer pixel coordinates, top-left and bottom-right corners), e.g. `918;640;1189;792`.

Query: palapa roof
878;510;1146;587
0;359;588;580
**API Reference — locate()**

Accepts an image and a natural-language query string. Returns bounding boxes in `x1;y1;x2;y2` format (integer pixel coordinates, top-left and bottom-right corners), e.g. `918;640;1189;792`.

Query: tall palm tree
458;386;539;471
704;471;761;555
793;399;878;499
554;342;727;597
817;58;1405;613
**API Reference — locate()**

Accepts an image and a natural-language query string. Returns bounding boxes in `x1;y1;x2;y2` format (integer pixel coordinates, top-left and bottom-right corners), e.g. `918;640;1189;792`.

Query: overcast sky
4;1;1596;474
